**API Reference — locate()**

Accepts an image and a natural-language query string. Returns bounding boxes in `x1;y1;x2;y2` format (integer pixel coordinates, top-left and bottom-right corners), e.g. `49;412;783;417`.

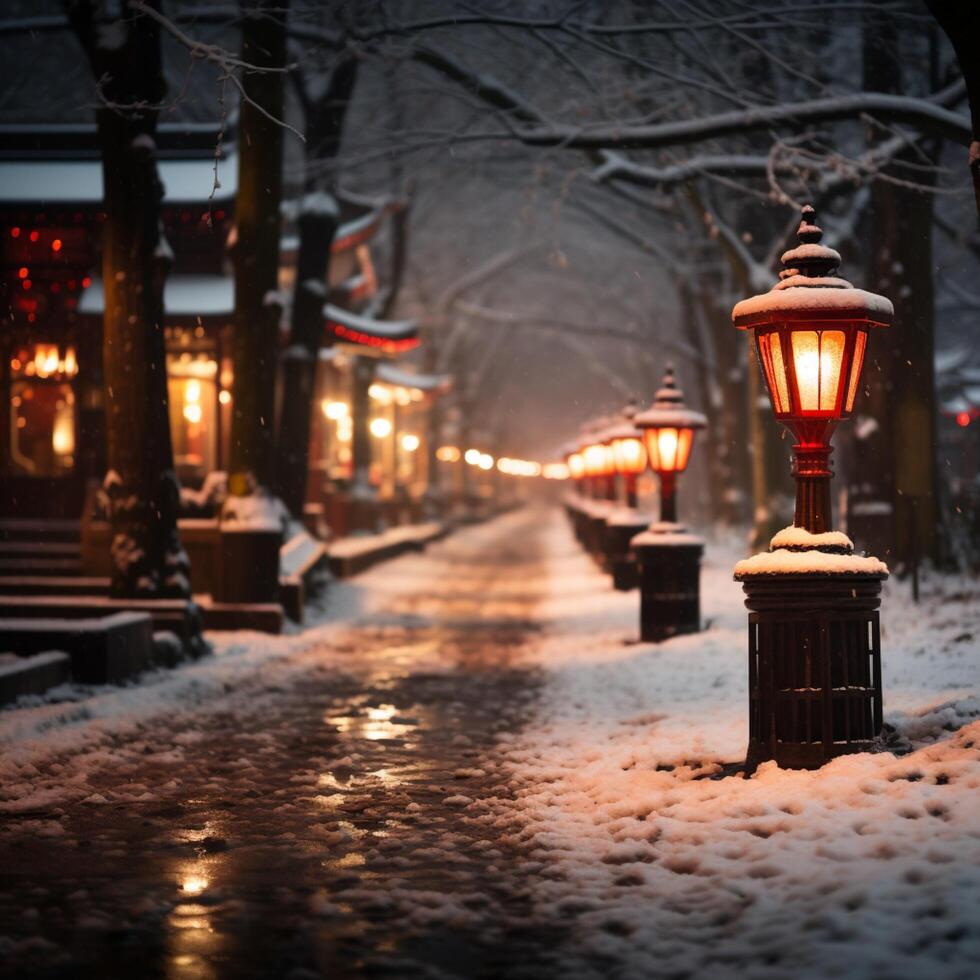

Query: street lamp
731;204;892;771
607;400;647;508
603;400;652;591
635;367;706;524
630;367;707;641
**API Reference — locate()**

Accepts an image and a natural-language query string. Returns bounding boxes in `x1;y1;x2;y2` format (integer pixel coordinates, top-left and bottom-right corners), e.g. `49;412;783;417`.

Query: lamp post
630;367;707;641
731;204;892;771
579;421;615;562
603;401;652;591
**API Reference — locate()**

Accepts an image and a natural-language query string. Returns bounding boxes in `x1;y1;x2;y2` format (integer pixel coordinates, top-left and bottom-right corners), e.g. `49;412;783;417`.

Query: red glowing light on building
18;267;28;279
81;276;92;288
22;279;32;290
10;227;20;238
956;411;972;428
51;239;62;252
29;230;39;242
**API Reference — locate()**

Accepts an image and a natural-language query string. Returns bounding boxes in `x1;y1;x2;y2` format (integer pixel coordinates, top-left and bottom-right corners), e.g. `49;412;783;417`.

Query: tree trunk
276;57;360;518
854;11;944;567
276;202;337;517
926;1;980;222
68;1;189;599
227;0;288;498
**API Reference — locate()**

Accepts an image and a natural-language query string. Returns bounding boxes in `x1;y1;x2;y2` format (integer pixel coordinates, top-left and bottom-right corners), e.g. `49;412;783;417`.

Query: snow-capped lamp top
602;397;643;443
634;365;708;431
731;204;893;328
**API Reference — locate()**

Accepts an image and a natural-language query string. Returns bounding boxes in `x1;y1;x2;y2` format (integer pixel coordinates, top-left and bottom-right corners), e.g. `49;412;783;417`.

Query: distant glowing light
18;267;28;279
321;399;349;420
10;227;20;238
51;239;62;252
29;230;39;243
436;445;460;462
183;403;202;424
369;417;392;438
957;411;971;428
478;453;494;470
218;389;232;405
368;383;393;404
464;449;482;465
400;434;420;452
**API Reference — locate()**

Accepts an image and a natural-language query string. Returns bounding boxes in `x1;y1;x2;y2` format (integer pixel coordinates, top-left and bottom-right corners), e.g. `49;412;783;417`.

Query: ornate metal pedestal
632;523;704;642
603;510;651;591
739;571;885;771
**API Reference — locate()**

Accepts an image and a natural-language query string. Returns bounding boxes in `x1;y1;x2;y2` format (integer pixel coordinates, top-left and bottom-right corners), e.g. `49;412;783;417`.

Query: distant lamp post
608;400;647;508
630;367;708;640
732;204;893;771
567;449;586;488
603;400;651;591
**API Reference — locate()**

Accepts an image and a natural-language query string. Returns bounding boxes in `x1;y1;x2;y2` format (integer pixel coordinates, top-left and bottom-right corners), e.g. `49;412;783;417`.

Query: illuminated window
167;355;217;478
8;345;77;476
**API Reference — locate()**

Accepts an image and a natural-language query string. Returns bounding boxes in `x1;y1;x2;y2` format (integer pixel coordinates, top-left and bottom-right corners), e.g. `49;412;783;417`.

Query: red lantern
732;205;892;532
634;367;706;523
606;400;647;508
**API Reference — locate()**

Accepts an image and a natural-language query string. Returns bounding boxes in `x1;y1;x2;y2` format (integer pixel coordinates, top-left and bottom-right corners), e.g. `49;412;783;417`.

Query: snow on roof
78;275;234;318
0;151;237;206
376;363;452;393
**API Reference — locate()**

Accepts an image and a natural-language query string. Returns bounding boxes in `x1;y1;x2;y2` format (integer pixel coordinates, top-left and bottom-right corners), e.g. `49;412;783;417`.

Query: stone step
0;576;109;597
0;541;81;557
0;518;81;544
0;651;71;706
0;558;82;577
0;612;152;685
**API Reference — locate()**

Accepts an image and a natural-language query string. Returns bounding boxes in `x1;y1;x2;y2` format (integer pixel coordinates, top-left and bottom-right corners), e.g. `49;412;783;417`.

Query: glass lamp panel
768;333;791;414
790;329;846;414
646;428;678;473
757;334;785;414
675;428;694;472
613;436;646;475
583;444;605;476
844;329;868;413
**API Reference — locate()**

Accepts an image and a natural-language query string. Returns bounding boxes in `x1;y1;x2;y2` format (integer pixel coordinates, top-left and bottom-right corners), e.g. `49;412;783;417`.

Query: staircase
0;519;108;596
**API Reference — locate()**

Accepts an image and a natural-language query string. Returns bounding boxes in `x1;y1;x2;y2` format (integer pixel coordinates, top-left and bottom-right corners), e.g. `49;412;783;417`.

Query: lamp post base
603;509;653;591
738;570;885;771
631;522;704;641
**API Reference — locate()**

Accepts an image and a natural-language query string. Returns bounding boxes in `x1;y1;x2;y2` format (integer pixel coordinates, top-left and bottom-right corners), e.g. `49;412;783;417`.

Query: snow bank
501;514;980;977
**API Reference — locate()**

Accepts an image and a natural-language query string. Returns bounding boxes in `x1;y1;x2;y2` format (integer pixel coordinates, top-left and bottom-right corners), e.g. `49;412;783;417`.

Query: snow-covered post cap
734;524;889;579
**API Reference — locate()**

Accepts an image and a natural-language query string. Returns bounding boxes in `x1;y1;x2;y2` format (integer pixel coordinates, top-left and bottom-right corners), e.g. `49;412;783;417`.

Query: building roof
376;363;452;394
324;304;419;355
0;151;237;207
78;274;234;319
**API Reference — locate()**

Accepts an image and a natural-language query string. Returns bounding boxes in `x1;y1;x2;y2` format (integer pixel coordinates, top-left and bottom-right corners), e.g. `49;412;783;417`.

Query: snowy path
2;507;979;980
0;510;565;979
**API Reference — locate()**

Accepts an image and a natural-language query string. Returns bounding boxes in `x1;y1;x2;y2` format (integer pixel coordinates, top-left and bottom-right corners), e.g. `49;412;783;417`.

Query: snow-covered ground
502;515;980;978
2;508;978;978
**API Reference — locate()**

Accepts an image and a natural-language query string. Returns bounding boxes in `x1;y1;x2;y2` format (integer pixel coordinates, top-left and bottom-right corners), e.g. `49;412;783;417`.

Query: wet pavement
0;511;567;980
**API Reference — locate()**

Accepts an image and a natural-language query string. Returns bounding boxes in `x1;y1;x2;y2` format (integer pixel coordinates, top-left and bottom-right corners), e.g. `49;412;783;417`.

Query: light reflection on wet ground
0;510;566;979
